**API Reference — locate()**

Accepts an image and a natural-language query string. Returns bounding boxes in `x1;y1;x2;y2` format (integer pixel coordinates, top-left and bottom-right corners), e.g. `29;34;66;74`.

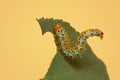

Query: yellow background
0;0;120;80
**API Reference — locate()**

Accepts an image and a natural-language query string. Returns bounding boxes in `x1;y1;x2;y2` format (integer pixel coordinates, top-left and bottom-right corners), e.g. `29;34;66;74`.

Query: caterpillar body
54;24;103;58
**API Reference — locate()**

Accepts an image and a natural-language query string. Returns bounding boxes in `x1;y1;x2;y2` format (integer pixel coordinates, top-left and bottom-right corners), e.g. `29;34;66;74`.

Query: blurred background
0;0;120;80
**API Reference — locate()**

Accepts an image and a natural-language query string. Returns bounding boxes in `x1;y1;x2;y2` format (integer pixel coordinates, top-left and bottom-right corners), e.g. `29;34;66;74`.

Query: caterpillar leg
57;46;62;51
83;41;87;50
55;41;62;50
80;53;82;58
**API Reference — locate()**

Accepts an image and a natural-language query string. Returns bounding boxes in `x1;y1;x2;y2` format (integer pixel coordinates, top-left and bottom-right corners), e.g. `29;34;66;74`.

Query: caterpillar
54;24;103;58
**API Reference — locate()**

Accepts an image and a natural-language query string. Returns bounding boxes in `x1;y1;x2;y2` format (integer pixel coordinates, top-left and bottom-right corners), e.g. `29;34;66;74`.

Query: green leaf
37;17;109;80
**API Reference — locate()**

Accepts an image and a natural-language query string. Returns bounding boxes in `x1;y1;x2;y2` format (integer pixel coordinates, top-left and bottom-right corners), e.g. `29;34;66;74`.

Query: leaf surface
37;18;109;80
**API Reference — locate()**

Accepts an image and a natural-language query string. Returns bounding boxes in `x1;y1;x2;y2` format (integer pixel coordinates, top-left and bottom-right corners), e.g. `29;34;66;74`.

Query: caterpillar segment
54;24;103;59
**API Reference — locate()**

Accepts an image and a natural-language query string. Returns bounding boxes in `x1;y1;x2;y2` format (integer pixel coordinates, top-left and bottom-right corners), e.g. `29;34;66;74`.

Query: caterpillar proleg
54;24;103;58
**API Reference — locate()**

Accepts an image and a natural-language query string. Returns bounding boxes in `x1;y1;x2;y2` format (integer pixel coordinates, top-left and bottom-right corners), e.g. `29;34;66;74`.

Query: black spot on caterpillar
54;24;103;58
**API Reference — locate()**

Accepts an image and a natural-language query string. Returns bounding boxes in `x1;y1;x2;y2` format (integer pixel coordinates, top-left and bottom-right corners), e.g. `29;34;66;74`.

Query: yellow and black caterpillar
54;24;103;58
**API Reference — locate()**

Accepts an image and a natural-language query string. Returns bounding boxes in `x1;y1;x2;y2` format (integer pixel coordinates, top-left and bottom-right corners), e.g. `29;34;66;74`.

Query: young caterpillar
54;24;103;58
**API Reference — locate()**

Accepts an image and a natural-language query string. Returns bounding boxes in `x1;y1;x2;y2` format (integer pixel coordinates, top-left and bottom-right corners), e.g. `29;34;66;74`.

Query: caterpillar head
54;24;62;33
